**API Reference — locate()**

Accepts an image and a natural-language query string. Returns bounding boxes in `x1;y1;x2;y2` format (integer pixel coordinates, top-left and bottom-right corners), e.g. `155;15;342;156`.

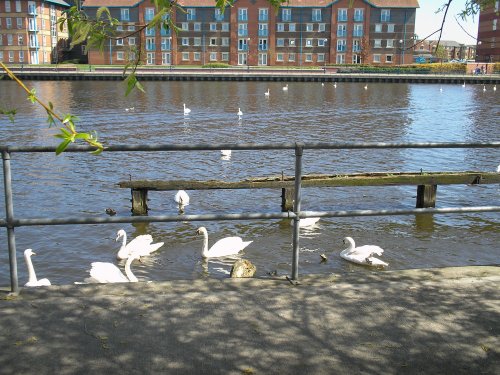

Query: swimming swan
282;84;288;91
340;237;388;267
196;226;252;258
183;103;191;115
237;108;243;117
87;254;140;283
221;149;232;157
116;229;164;260
24;249;51;287
290;217;320;227
264;88;270;97
175;190;190;213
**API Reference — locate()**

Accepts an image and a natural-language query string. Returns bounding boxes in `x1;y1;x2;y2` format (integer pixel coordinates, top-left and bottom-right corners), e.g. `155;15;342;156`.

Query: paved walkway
1;266;498;374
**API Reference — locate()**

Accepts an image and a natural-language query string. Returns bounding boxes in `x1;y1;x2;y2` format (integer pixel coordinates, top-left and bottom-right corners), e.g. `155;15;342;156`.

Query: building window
288;53;295;62
258;23;268;37
194;23;201;31
312;9;321;22
147;52;155;65
353;24;363;37
28;1;36;14
182;52;190;61
336;54;345;64
145;8;155;22
9;51;14;62
305;53;313;62
193;37;201;46
210;52;217;61
493;19;497;31
353;39;361;52
238;23;248;37
337;39;346;52
373;54;381;63
215;8;224;21
15;0;21;12
318;38;327;47
181;23;188;31
259;8;268;22
276;53;284;62
210;23;217;31
0;52;3;61
221;52;229;61
129;37;136;45
277;23;284;32
289;23;296;32
16;17;22;29
375;24;382;33
193;52;200;61
289;39;295;47
117;51;124;60
7;34;13;45
238;38;249;51
386;54;393;63
221;23;229;31
17;35;23;45
145;37;155;50
186;9;196;21
162;52;171;65
282;8;291;22
318;23;326;32
121;8;129;21
221;37;229;46
238;8;248;22
181;37;189;46
374;39;382;48
161;37;171;50
338;8;347;22
337;24;347;37
5;1;11;12
381;9;391;22
258;38;268;51
353;54;362;64
117;25;124;31
117;38;124;46
6;18;12;29
386;39;394;48
387;24;395;33
317;53;325;62
354;8;364;22
210;38;217;46
145;27;155;36
305;39;313;47
277;38;285;47
306;23;313;32
128;25;136;31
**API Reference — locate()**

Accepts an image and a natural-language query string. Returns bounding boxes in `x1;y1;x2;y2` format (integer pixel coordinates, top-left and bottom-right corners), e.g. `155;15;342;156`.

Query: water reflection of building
0;0;70;64
476;1;500;63
83;0;418;67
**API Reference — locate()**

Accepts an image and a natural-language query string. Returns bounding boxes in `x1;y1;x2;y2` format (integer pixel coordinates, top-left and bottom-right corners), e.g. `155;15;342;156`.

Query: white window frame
381;9;391;22
221;23;229;32
386;54;393;63
117;51;124;60
306;23;313;32
5;1;11;12
288;53;295;62
305;53;313;62
373;54;381;63
181;23;188;31
15;0;21;12
317;53;325;62
305;38;313;47
181;37;189;46
116;38;124;46
194;37;201;46
121;8;130;21
276;53;284;62
282;8;291;22
277;23;284;32
386;39;394;48
129;37;136;45
289;23;296;32
193;52;201;61
277;38;285;47
210;23;217;31
221;52;229;61
182;52;190;61
210;52;217;61
194;23;201;31
374;39;382;48
210;38;217;46
375;24;382;33
336;54;345;64
387;24;395;33
318;23;326;32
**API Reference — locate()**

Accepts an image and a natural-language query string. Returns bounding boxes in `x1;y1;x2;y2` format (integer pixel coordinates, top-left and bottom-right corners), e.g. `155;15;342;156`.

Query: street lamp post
323;38;328;72
399;39;404;65
247;37;250;71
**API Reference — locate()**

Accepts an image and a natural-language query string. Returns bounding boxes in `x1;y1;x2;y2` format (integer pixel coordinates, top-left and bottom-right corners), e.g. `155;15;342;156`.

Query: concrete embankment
6;67;500;84
1;266;498;374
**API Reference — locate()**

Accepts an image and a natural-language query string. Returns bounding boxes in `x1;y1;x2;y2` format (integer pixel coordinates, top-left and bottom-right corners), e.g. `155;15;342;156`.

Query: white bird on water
283;84;288;91
290;217;320;228
237;108;243;117
264;88;270;97
334;82;337;88
196;226;253;258
483;85;486;92
175;190;190;213
115;229;164;260
496;164;500;173
339;237;388;267
86;254;140;283
183;103;191;115
461;81;465;88
494;85;497;92
221;149;232;157
24;249;51;287
364;84;368;90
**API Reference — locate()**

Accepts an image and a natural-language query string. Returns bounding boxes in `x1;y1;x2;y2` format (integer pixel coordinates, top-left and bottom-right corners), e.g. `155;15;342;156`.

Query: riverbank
1;266;498;374
5;66;500;84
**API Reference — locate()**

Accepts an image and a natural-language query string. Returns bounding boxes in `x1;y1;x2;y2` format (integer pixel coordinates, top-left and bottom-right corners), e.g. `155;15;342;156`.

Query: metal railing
2;141;500;294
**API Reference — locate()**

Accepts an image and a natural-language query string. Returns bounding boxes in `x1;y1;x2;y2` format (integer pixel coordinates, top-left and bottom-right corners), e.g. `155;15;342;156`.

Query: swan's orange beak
32;252;37;256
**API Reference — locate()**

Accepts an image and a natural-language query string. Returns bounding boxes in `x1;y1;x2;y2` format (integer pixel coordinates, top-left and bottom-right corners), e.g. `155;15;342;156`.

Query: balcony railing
337;31;347;37
146;44;156;51
258;30;268;37
353;31;363;37
258;45;268;51
238;30;248;37
259;15;268;22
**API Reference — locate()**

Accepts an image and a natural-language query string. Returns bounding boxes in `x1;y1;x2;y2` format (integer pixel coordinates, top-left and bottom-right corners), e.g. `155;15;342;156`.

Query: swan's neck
342;239;355;254
117;233;129;258
201;231;209;258
24;253;38;283
124;256;138;282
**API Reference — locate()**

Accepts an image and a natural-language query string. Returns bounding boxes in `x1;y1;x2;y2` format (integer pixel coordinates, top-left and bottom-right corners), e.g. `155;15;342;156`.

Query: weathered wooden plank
131;189;148;215
118;172;500;191
416;185;438;208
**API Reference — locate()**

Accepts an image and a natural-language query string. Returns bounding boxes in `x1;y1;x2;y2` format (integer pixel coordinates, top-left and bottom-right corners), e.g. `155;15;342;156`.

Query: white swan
24;249;51;287
282;84;288;91
175;190;190;213
196;226;253;258
340;237;388;267
237;108;243;117
439;86;443;92
221;149;232;157
493;85;497;92
334;82;337;88
364;84;368;90
321;82;325;87
483;85;486;92
264;88;270;97
290;217;320;228
115;229;164;260
183;103;191;115
461;81;465;88
87;254;140;283
496;164;500;173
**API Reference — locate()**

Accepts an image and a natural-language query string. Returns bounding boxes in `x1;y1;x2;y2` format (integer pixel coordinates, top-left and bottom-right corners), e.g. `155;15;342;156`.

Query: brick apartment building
476;0;499;62
413;39;476;62
0;0;70;64
83;0;418;67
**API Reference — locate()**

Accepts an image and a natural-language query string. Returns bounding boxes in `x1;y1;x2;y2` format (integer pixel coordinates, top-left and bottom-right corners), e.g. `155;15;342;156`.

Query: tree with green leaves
0;0;496;154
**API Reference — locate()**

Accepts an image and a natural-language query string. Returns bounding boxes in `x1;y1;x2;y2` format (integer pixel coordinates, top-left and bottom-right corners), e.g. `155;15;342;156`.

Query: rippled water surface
0;80;499;286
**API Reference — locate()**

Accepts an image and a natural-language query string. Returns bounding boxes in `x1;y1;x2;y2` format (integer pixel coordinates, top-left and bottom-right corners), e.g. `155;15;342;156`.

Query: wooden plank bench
118;171;500;215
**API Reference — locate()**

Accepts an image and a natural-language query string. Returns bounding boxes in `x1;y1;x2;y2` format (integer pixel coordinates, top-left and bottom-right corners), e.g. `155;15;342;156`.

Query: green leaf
124;73;138;96
55;139;71;155
74;132;90;140
0;108;17;123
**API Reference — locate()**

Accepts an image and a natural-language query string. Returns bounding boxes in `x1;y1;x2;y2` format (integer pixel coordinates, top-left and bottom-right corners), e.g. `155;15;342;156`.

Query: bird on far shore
183;103;191;115
237;108;243;117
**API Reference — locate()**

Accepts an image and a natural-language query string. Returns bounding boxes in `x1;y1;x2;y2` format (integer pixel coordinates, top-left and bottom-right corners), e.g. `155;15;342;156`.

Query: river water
0;80;499;286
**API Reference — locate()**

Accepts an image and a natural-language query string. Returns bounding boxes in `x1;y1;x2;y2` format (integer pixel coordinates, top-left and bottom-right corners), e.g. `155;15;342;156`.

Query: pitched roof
83;0;142;7
47;0;71;6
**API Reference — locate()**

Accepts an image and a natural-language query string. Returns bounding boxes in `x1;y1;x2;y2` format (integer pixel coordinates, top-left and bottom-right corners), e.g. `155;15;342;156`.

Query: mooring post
291;143;304;281
281;187;295;212
416;184;437;208
131;188;149;215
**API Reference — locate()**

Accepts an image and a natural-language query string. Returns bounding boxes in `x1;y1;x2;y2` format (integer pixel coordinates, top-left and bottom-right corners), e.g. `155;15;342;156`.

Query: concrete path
1;266;498;374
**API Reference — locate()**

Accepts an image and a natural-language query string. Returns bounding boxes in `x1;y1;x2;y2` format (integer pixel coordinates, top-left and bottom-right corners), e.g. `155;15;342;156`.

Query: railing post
2;150;19;294
291;142;304;280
